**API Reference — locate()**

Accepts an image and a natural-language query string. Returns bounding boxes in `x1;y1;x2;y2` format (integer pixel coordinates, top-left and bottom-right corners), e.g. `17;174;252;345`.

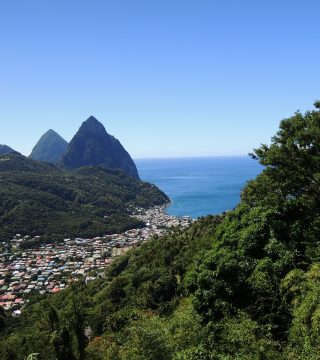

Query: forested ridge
0;154;168;243
2;103;320;359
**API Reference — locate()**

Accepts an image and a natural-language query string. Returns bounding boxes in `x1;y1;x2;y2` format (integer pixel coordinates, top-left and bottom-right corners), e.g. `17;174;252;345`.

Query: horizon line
133;154;251;160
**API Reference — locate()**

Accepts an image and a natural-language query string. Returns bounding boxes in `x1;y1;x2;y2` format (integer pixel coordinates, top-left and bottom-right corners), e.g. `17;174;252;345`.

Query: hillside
59;116;140;179
0;145;18;155
2;102;320;359
29;129;68;164
0;154;168;243
0;215;221;360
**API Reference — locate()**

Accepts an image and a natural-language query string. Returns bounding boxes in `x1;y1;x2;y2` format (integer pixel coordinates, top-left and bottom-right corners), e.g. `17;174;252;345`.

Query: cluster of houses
0;206;192;315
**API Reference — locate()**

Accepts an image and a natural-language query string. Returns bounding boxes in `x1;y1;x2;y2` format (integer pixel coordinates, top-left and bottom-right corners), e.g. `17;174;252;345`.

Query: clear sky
1;0;320;158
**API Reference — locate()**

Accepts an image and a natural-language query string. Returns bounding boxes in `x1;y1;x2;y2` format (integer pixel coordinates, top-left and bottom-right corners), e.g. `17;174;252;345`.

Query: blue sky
1;0;320;158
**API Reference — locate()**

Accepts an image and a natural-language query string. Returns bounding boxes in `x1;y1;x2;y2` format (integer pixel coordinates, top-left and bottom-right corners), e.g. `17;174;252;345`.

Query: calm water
135;157;263;218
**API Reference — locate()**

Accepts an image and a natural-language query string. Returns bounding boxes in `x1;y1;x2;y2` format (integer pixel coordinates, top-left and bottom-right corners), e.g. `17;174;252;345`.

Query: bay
135;156;263;218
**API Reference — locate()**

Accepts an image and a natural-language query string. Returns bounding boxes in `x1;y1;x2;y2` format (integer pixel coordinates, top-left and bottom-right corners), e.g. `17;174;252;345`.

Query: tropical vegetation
0;154;168;244
2;102;320;359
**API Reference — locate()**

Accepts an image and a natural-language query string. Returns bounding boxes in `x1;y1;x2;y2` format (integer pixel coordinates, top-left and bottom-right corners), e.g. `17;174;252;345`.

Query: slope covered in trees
0;154;168;242
0;144;18;155
2;102;320;359
0;216;221;360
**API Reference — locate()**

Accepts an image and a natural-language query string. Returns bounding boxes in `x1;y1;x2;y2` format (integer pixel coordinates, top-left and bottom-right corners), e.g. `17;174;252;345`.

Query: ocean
135;157;263;218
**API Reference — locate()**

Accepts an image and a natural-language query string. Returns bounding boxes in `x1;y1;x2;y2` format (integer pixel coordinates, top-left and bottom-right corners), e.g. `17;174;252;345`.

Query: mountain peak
86;115;99;122
29;130;68;164
46;129;58;135
80;116;107;135
59;117;140;179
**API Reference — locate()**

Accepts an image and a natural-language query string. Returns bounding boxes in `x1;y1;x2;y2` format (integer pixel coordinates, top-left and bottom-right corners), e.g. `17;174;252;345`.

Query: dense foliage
0;216;220;359
0;154;168;242
2;102;320;359
186;102;320;359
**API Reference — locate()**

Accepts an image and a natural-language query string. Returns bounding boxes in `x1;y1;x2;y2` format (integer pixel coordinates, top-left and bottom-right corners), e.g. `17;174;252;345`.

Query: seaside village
0;206;192;315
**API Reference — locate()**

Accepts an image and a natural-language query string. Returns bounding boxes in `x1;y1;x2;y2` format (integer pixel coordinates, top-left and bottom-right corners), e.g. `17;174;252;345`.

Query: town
0;206;192;315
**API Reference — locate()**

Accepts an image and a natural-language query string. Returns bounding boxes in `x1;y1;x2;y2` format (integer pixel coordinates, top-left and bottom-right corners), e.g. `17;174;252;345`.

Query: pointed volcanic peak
0;144;19;155
29;129;68;164
59;116;140;179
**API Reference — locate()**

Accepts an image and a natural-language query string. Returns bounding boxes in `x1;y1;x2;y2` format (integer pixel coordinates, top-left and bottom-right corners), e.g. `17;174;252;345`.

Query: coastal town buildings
0;206;192;314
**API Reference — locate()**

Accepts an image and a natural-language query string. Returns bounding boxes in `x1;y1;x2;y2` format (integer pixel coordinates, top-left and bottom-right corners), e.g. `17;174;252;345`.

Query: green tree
188;102;320;350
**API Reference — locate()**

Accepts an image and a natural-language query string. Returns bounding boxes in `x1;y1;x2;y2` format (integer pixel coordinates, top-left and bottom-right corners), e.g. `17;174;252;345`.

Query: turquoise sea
135;157;263;218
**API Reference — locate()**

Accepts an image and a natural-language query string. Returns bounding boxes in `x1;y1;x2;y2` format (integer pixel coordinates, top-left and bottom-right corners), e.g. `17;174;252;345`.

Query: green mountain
59;116;140;179
0;153;168;243
29;129;68;164
2;102;320;360
0;144;18;155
